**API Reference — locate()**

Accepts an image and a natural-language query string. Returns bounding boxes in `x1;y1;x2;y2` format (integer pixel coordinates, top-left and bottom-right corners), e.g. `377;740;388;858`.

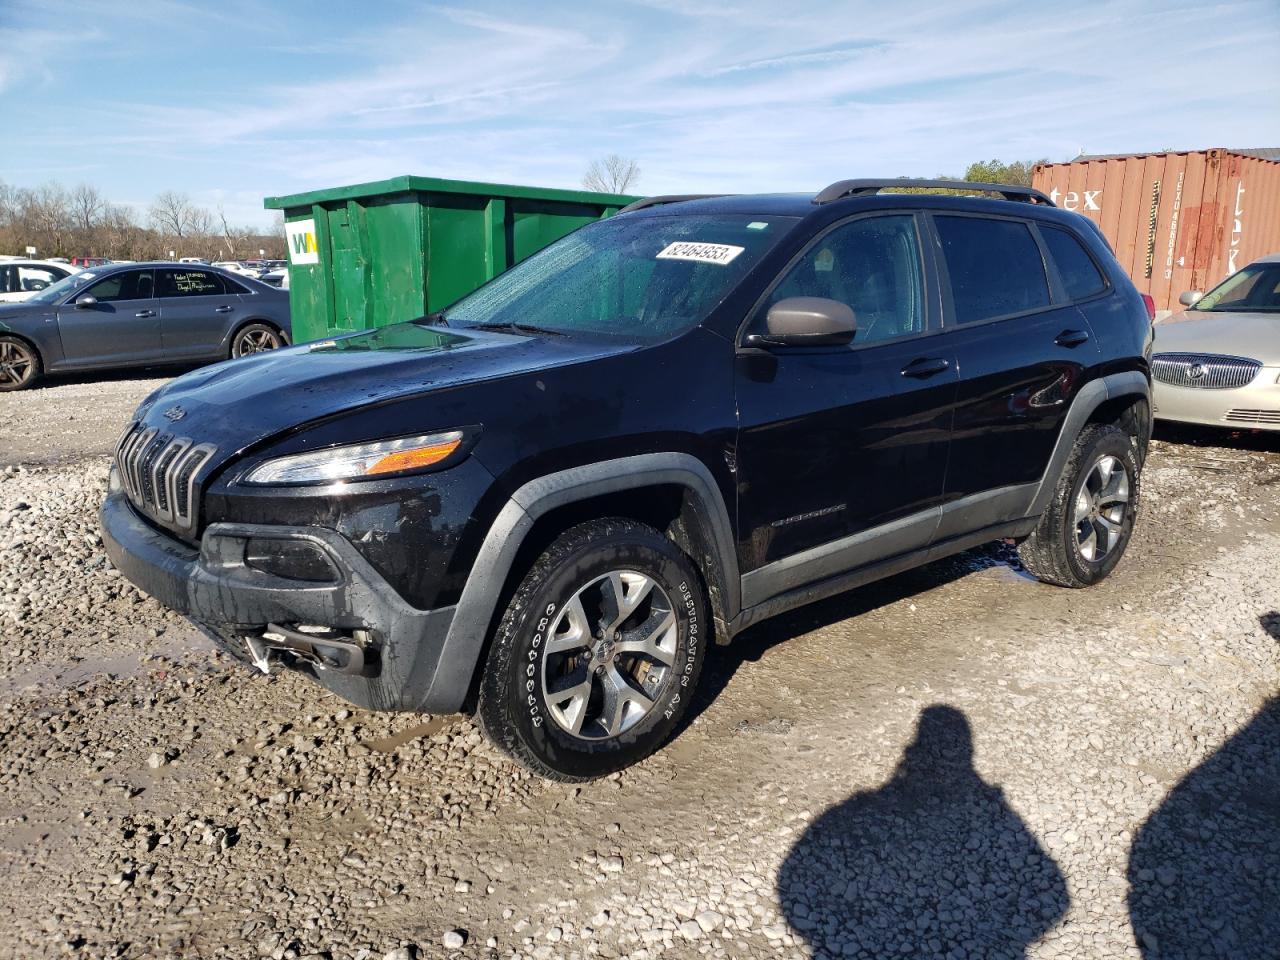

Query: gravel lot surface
1;374;1277;960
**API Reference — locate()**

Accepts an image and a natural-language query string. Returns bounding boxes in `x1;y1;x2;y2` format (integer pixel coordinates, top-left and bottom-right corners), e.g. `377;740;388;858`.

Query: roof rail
813;179;1054;206
617;194;730;214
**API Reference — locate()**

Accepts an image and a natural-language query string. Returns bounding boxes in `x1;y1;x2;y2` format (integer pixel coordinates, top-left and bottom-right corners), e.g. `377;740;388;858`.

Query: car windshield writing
1195;263;1280;312
441;214;796;341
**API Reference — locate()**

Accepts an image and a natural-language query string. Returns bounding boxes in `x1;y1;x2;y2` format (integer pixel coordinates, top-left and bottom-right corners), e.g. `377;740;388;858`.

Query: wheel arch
1026;370;1151;518
420;454;739;714
0;329;43;359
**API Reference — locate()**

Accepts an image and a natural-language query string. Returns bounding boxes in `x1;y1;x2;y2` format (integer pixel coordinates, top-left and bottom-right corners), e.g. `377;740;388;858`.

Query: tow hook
242;624;371;676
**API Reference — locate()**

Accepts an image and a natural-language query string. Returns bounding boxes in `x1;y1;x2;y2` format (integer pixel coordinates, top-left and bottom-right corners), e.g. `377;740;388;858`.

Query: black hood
133;323;636;456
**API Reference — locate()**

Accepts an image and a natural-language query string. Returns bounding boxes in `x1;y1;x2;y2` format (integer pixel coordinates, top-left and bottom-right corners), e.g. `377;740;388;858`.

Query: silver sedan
0;262;291;391
1151;253;1280;430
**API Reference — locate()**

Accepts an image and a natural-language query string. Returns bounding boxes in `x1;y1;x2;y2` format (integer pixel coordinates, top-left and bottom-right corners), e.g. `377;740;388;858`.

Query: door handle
135;310;156;318
901;357;950;378
1054;329;1090;347
214;305;233;313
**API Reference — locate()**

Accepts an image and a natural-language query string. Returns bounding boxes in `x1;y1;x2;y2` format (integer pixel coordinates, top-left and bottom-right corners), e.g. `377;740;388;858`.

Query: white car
0;259;82;303
259;267;289;289
212;261;259;277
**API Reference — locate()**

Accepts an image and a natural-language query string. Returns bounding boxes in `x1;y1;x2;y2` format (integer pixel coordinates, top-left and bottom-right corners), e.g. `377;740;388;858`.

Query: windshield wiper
467;321;564;336
413;310;449;327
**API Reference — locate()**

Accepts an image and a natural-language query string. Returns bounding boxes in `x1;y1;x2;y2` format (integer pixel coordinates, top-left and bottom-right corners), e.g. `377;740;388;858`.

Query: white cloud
2;0;1277;228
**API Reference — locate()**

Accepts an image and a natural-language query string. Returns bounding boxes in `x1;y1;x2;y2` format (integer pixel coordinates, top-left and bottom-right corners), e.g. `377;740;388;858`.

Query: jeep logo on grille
162;405;186;422
1187;363;1206;380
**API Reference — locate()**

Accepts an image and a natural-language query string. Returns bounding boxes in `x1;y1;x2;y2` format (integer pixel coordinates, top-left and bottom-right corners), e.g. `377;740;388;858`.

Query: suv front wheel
477;518;708;781
1017;422;1140;587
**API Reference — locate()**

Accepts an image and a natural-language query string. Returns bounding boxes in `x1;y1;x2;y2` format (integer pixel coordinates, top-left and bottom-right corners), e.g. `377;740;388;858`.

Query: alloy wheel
235;329;280;356
0;340;34;388
540;570;677;740
1073;454;1130;562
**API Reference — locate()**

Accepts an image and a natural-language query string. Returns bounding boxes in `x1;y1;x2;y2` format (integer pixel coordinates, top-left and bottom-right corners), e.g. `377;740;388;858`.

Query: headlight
242;430;464;485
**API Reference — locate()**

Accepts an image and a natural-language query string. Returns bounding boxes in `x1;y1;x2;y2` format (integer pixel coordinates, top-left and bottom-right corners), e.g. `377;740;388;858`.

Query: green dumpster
263;175;637;344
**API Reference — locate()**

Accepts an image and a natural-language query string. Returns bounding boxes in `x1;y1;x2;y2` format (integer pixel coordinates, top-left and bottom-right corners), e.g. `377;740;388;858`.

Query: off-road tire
1017;423;1140;588
477;518;708;781
230;323;283;359
0;336;41;392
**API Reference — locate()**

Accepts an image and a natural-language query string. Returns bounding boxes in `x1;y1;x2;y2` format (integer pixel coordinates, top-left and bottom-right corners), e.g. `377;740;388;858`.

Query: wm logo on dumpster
285;219;320;266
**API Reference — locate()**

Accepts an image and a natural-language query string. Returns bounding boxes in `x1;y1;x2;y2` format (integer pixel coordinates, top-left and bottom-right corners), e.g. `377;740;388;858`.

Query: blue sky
3;0;1278;230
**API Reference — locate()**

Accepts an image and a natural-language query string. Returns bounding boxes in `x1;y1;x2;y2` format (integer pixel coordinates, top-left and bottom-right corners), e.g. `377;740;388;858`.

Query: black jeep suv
101;179;1153;780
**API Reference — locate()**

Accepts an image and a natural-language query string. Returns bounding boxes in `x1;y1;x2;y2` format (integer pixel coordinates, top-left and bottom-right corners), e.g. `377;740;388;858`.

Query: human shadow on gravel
1127;689;1280;959
778;705;1068;960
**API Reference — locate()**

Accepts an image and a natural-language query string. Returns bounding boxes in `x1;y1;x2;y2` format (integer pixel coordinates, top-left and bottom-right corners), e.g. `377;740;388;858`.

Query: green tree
961;159;1048;187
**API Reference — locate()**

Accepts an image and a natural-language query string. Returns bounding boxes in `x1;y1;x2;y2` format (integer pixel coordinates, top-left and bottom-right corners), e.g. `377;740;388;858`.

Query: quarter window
1041;226;1107;300
763;215;926;345
158;269;225;298
85;270;154;302
935;216;1050;324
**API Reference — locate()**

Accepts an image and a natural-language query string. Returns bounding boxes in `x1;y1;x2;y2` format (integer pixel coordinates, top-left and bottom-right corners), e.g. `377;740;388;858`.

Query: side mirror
748;297;856;348
1178;290;1203;307
74;294;98;309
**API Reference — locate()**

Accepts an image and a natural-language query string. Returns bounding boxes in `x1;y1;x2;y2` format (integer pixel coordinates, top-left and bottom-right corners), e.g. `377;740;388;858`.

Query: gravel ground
0;374;1277;960
0;371;181;467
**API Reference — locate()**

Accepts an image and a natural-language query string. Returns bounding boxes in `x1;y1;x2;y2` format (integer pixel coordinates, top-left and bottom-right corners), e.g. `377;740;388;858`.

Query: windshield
437;213;796;340
1195;262;1280;313
26;269;99;305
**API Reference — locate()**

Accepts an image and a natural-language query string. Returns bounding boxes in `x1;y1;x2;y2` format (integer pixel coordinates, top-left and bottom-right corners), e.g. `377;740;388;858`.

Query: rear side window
158;269;225;297
1041;226;1107;300
935;216;1050;324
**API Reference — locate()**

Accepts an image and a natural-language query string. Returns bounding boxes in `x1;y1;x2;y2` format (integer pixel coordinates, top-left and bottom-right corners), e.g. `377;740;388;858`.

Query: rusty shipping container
1032;148;1280;313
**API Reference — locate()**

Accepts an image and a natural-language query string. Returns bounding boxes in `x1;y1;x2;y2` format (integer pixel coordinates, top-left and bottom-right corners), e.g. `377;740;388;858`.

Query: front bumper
99;485;469;713
1153;369;1280;430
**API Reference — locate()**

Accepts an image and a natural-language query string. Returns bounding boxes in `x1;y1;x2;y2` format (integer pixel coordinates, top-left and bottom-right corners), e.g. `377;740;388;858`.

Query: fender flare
419;452;739;712
1025;370;1151;518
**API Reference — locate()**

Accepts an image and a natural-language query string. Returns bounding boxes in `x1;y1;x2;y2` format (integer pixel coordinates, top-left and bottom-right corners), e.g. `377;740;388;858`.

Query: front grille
1152;353;1261;390
1224;408;1280;425
115;422;215;532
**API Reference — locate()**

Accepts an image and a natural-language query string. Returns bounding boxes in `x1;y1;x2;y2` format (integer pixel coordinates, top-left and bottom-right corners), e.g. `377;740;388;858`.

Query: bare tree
100;204;144;260
0;180;17;230
217;204;249;260
149;190;197;238
582;154;641;194
21;183;71;255
69;183;106;233
0;178;284;261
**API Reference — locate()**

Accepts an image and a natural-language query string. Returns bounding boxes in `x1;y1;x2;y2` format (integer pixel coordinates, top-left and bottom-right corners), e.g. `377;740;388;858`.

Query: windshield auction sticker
656;241;745;266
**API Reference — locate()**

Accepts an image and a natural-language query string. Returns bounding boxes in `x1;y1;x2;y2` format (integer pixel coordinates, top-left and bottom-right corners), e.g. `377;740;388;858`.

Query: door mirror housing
74;294;98;309
1178;290;1203;307
747;296;856;348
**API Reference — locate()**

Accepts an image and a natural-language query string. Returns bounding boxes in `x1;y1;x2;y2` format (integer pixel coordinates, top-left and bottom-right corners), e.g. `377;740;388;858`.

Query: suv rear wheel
1017;423;1139;587
477;518;708;781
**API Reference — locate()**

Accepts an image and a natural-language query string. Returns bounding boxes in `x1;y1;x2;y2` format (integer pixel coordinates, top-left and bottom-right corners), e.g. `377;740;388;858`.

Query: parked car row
0;262;291;391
